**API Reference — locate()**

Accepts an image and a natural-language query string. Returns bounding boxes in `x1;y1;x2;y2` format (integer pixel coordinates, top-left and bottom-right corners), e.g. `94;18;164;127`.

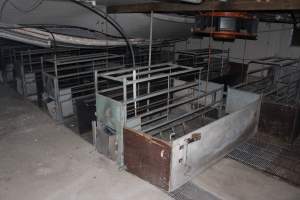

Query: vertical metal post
147;11;154;112
52;53;62;122
221;42;224;76
40;57;45;98
197;68;202;108
218;86;224;118
94;70;98;95
28;50;32;72
242;40;247;83
54;54;58;77
287;69;292;103
120;78;128;167
133;70;137;116
167;75;170;120
40;57;44;72
20;52;25;96
123;78;128;122
148;11;153;63
92;120;97;147
54;77;63;122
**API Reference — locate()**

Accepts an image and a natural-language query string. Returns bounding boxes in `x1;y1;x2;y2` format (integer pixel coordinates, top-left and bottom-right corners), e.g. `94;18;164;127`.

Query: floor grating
228;133;300;186
169;182;220;200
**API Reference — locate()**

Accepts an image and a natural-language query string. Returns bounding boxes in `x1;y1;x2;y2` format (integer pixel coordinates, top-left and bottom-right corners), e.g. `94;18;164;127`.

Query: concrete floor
1;84;300;200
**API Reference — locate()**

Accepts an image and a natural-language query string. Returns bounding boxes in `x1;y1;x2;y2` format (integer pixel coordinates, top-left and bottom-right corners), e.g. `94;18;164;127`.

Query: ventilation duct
192;12;258;41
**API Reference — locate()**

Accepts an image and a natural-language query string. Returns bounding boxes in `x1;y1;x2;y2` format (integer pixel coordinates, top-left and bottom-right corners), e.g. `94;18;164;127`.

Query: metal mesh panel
228;136;300;186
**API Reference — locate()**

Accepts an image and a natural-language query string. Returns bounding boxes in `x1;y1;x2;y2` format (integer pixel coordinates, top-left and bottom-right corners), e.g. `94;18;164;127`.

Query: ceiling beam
107;0;300;13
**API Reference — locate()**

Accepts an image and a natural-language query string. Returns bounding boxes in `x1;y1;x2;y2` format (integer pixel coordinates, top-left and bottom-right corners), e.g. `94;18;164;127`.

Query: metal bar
126;82;197;104
100;62;172;76
94;70;98;95
116;65;192;80
151;108;217;137
147;11;154;112
141;114;168;126
145;101;221;134
45;53;122;64
139;87;223;118
133;70;137;116
126;68;198;85
148;11;154;67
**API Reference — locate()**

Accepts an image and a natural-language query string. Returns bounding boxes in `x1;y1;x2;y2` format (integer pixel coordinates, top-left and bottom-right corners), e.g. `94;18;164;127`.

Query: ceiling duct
192;12;258;41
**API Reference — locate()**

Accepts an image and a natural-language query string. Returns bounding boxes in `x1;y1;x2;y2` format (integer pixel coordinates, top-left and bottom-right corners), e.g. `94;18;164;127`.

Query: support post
147;11;154;112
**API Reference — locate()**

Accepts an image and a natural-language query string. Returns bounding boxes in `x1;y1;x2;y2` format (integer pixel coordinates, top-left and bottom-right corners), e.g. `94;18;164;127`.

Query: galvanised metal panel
169;88;261;191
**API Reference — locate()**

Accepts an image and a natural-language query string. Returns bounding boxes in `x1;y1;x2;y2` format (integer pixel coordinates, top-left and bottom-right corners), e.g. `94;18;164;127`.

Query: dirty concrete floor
0;85;172;200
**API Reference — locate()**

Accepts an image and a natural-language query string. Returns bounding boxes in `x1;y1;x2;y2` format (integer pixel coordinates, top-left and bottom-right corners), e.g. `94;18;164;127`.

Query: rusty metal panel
169;88;261;191
259;101;300;143
123;128;171;191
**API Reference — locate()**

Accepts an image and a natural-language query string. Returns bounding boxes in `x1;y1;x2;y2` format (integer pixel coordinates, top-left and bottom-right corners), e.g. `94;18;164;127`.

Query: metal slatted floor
228;134;300;186
169;182;220;200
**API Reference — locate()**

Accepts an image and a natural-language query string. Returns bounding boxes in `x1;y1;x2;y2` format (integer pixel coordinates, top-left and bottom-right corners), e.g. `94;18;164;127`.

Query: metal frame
94;63;261;191
96;41;175;69
176;48;230;80
14;48;84;98
235;56;300;105
0;43;33;83
42;52;125;121
96;63;219;134
235;56;300;143
123;41;176;67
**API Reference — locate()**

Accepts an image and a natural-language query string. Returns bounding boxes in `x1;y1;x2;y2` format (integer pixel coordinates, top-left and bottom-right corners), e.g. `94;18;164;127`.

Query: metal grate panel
169;182;220;200
228;136;300;186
